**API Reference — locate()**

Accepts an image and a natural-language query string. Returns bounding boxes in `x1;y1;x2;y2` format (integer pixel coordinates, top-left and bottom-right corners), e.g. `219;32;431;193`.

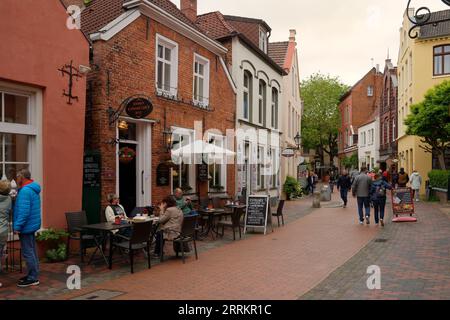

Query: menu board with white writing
244;195;270;234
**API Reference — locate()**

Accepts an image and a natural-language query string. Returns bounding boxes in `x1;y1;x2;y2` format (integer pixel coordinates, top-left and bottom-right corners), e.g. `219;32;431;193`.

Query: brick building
378;58;398;173
338;67;383;171
77;0;236;221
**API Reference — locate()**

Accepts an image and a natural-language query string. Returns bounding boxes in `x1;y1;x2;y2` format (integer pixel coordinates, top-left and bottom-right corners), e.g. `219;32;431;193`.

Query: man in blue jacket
13;169;41;288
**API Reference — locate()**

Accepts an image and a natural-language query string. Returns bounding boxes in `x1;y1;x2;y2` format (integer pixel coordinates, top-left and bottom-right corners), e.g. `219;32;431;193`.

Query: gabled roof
419;9;450;39
268;41;289;68
222;15;271;32
80;0;205;36
340;67;381;102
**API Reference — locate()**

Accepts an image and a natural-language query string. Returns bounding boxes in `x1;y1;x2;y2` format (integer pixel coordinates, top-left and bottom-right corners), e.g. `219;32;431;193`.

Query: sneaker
366;216;370;225
359;221;364;225
380;220;385;227
19;276;28;283
17;279;39;288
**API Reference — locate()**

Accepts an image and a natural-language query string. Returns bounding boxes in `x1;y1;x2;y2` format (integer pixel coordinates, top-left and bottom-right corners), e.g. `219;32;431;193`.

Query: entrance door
117;119;152;214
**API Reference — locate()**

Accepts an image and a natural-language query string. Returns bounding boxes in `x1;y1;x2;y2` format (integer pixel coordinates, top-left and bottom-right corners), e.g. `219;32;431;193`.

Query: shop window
171;129;195;193
193;54;210;107
257;146;265;189
208;135;226;191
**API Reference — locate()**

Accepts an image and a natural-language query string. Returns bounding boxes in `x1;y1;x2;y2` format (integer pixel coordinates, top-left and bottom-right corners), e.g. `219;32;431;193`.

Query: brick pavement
301;201;450;300
0;197;314;300
54;192;378;300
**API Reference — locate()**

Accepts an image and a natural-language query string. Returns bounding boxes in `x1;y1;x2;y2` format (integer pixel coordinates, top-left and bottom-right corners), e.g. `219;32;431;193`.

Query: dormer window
259;27;268;53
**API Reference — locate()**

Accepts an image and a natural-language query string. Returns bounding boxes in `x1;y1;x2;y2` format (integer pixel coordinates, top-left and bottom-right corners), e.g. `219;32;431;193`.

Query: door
119;142;137;214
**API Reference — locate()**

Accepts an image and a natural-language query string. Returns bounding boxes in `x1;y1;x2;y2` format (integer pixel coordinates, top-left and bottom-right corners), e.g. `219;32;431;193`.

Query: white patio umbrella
171;140;235;164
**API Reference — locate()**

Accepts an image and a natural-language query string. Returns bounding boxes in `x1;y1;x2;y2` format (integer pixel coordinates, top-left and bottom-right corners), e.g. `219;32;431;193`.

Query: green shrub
45;243;67;263
428;170;450;189
36;229;69;242
283;176;302;199
37;229;69;263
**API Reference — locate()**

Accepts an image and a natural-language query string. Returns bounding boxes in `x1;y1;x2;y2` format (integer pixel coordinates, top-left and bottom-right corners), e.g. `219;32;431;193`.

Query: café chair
109;221;153;274
272;200;285;227
65;211;99;263
217;207;245;241
161;215;198;264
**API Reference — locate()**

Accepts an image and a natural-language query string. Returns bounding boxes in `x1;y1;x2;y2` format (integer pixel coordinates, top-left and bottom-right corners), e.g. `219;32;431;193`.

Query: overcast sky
174;0;449;86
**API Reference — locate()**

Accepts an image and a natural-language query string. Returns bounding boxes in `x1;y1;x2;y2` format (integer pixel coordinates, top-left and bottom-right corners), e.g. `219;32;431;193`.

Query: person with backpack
397;168;409;188
337;170;352;208
369;173;393;227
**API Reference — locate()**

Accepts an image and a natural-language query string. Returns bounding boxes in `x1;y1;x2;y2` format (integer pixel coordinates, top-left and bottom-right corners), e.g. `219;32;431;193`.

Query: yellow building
397;8;450;194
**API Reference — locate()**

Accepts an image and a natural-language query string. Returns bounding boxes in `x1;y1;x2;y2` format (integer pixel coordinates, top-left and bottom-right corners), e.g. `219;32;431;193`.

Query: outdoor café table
197;208;230;240
81;222;133;266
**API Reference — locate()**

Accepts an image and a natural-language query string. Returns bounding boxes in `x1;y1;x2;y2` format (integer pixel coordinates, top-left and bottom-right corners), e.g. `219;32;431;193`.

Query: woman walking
369;173;393;227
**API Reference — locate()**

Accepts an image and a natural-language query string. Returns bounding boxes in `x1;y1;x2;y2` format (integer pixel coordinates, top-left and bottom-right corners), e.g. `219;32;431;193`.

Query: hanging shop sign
125;97;153;119
281;148;295;158
156;163;171;187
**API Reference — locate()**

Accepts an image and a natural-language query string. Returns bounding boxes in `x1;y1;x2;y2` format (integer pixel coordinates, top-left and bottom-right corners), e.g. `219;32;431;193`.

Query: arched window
271;88;279;129
243;71;252;121
258;80;267;126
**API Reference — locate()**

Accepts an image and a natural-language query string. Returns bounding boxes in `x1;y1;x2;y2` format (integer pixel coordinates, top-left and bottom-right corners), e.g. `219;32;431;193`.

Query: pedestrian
13;169;41;288
391;167;399;188
329;170;338;193
352;166;373;225
337;170;352;208
0;180;12;289
410;170;423;202
397;168;410;188
307;171;315;195
369;173;393;227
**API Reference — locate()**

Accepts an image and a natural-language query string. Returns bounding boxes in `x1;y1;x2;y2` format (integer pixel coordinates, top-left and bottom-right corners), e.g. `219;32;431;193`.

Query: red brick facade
379;60;398;171
86;15;236;217
338;68;383;168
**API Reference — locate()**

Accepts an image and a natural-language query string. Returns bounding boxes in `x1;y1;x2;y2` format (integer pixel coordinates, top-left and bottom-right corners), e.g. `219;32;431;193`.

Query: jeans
19;233;39;281
357;197;371;222
413;189;420;201
373;198;387;224
340;188;349;206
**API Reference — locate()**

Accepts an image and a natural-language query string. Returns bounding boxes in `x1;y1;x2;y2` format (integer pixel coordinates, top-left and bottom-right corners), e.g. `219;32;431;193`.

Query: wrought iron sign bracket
58;60;82;105
407;0;450;39
107;94;153;127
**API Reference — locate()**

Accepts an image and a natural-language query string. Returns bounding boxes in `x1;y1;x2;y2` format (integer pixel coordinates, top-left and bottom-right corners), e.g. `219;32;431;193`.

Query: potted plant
36;229;69;263
283;176;302;200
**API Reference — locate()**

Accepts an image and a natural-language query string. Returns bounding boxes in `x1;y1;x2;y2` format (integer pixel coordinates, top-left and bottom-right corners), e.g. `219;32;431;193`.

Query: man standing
13;169;41;288
352;166;372;225
397;168;410;188
410;170;423;202
337;170;352;208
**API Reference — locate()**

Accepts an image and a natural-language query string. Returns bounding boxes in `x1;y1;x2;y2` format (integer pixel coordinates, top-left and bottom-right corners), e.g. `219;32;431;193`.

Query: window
193;54;210;107
288;103;292;138
270;148;279;188
393;118;396;141
259;28;268;53
0;90;37;182
271;88;278;129
208;135;226;191
409;53;413;83
257;146;265;189
258;80;266;126
243;71;252;121
156;34;178;96
367;85;374;97
434;45;450;76
171;129;195;193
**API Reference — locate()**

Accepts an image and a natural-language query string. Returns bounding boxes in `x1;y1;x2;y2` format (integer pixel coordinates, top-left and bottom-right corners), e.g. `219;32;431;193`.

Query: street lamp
406;0;450;39
294;132;302;150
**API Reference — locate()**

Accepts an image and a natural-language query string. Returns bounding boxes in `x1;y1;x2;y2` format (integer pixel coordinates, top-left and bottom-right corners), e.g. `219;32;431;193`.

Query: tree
341;153;358;170
404;80;450;170
301;73;349;169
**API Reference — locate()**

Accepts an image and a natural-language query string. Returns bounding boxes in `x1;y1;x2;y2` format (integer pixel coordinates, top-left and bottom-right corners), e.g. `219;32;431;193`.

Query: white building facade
358;117;380;171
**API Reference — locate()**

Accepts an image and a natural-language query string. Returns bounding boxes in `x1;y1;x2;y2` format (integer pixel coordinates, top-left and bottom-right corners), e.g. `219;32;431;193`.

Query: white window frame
155;34;179;97
259;27;268;53
207;133;227;192
257;145;266;190
271;88;278;130
170;127;196;193
193;53;210;108
243;71;252;121
367;85;374;97
258;80;266;126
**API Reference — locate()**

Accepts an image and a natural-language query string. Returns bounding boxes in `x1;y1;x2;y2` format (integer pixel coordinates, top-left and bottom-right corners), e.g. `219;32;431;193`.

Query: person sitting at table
154;195;184;258
174;188;197;216
105;194;131;237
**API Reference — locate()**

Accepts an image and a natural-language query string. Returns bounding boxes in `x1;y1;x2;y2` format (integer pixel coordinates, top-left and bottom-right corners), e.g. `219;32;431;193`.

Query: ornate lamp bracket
407;0;450;39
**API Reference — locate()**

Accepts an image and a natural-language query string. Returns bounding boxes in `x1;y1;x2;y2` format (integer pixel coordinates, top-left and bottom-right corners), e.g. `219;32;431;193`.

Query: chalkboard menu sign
392;188;415;216
83;154;101;188
156;163;170;187
198;164;209;182
244;195;270;235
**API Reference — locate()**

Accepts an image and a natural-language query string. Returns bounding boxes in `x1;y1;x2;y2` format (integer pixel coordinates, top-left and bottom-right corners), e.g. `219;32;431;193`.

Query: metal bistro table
81;222;133;266
197;208;230;240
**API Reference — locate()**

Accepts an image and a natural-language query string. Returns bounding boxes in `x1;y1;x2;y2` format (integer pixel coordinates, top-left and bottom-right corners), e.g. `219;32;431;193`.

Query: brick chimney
289;29;297;42
181;0;197;22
